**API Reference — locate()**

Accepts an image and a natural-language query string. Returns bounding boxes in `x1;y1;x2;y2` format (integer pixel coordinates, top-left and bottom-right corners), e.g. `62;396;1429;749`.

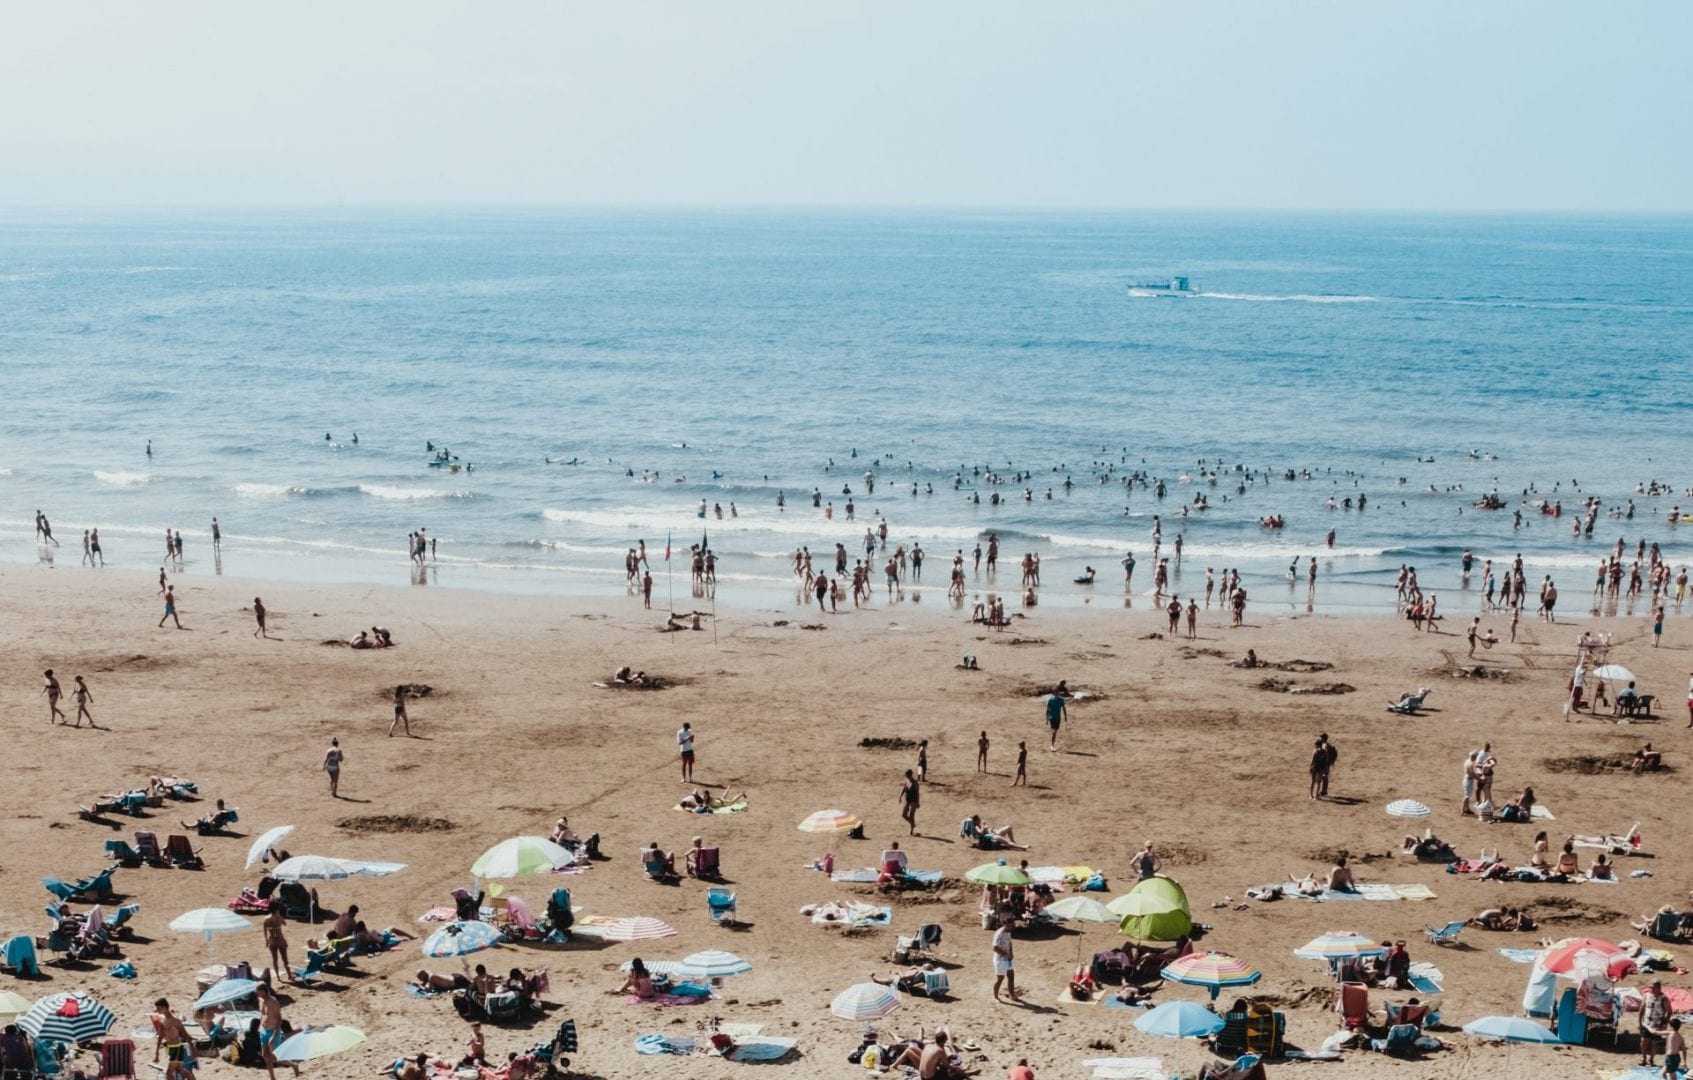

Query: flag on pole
664;532;671;561
701;528;709;552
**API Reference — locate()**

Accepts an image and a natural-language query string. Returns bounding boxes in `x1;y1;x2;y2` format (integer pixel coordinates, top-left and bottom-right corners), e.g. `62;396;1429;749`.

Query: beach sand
2;565;1686;1078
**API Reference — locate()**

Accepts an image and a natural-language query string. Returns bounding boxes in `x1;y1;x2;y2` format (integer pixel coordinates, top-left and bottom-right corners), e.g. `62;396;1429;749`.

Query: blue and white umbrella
676;950;752;979
1133;1000;1225;1039
1461;1016;1561;1044
17;992;117;1044
272;1024;366;1062
193;979;260;1012
1385;799;1431;818
422;920;500;957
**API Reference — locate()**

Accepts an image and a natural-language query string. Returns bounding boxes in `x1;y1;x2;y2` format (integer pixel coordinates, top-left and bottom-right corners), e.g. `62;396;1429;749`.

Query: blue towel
1100;995;1151;1009
1498;948;1538;963
1409;974;1442;994
109;961;137;979
635;1034;694;1055
727;1038;797;1062
3;935;40;976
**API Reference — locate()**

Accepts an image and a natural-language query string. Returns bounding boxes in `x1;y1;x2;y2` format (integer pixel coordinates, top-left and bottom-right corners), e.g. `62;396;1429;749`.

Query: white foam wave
1201;292;1377;304
235;482;310;497
0;467;12;476
359;484;470;501
94;470;153;487
542;506;994;545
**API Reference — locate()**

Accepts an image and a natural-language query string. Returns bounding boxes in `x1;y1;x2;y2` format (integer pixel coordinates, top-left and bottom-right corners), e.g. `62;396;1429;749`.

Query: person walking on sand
90;527;102;565
1309;737;1330;801
899;769;920;835
977;731;989;773
263;907;292;983
916;739;928;782
1012;741;1027;786
323;737;344;798
992;915;1019;1001
1045;690;1067;751
71;675;93;728
1185;597;1198;639
159;585;183;629
153;998;192;1080
642;570;653;608
388;685;411;737
211;516;221;550
677;722;695;782
43;669;65;724
158;567;169;595
253;597;268;638
1653;605;1664;647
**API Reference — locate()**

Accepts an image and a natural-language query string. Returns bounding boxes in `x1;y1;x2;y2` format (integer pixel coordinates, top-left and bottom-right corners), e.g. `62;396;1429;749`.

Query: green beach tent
1117;875;1192;943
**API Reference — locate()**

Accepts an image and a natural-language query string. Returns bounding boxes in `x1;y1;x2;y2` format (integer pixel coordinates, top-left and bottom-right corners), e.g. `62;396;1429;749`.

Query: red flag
664;532;671;561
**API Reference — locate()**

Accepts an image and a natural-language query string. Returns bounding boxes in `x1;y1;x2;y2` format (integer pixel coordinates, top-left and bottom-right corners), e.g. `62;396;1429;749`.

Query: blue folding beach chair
707;888;737;926
1424;921;1464;945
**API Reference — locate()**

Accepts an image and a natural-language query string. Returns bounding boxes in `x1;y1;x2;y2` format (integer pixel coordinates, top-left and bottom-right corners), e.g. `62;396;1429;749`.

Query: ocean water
2;209;1690;614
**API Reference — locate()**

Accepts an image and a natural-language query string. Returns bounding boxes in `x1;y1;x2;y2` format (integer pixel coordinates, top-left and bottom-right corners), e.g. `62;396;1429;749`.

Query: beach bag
1083;873;1107;892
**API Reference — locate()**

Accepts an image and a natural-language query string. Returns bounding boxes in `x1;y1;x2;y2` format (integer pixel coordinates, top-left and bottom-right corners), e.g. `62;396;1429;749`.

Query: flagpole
666;530;674;645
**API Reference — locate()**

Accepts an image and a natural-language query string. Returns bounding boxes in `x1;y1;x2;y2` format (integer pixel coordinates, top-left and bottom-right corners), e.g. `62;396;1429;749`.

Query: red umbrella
1541;938;1626;974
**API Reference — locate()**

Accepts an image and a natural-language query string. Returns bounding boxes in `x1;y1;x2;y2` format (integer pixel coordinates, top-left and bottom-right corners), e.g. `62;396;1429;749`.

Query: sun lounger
104;839;143;867
707;887;737;926
1336;982;1370;1030
686;847;722;881
164;834;203;869
134;831;169;867
96;1036;136;1080
187;808;239;836
891;923;942;963
1424;921;1464;945
1387;690;1429;715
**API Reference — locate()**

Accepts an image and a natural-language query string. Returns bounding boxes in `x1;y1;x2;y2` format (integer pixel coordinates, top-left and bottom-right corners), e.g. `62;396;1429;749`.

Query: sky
2;2;1689;210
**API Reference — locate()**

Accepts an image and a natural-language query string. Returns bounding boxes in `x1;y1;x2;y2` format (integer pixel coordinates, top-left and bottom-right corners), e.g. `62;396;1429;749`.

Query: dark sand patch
337;814;456;835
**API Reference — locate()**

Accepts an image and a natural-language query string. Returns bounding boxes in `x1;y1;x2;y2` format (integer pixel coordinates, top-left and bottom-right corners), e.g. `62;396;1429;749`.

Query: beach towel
1100;994;1152;1009
1057;987;1101;1005
417;906;456;923
1283;1049;1344;1061
716;1023;763;1038
629;992;708;1007
404;984;445;999
1028;865;1094;884
1498;948;1539;963
1355;883;1401;901
635;1034;695;1055
805;901;890;927
1585;874;1620;885
1393;883;1437;900
674;798;748;815
108;961;136;979
1308;889;1363;901
726;1038;797;1062
1081;1057;1164;1080
1531;804;1555;821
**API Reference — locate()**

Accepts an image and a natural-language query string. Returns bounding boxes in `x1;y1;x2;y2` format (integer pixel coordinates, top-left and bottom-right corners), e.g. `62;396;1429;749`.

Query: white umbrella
676;950;752;979
1385;799;1431;818
271;855;348;923
831;982;900;1021
1590;664;1635;683
273;1025;366;1062
169;908;253;958
598;917;677;942
471;836;574;879
337;860;407;876
245;825;294;870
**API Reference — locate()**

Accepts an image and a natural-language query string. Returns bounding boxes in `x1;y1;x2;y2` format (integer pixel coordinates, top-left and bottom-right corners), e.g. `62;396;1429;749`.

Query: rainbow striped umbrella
1294;932;1386;961
798;810;861;834
1160;952;1262;1000
598;916;677;942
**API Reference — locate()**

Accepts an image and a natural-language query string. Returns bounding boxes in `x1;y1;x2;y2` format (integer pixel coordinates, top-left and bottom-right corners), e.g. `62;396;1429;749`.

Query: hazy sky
3;2;1689;210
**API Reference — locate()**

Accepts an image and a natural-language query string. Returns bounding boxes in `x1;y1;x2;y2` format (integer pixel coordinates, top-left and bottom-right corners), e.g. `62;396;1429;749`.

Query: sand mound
336;814;456;835
1257;678;1355;695
1542;753;1663;775
1266;659;1333;673
1530;896;1626;924
859;737;919;750
1022;684;1108;701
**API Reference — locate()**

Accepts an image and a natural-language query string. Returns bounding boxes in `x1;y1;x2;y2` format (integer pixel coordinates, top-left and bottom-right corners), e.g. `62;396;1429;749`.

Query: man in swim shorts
1045;692;1066;751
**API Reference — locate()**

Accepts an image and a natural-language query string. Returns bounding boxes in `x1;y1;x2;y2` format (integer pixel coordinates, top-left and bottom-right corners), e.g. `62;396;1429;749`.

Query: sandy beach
3;563;1687;1079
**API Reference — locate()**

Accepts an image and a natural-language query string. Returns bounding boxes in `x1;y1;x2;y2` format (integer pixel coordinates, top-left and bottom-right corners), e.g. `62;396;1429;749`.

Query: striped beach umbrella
169;908;253;942
471;836;574;879
598;917;677;942
798;810;861;834
1160;952;1262;1000
273;1024;367;1062
830;982;901;1021
18;992;117;1044
677;950;753;979
193;979;260;1013
422;920;500;957
965;860;1030;886
1385;799;1431;818
1460;1016;1560;1044
1294;932;1386;961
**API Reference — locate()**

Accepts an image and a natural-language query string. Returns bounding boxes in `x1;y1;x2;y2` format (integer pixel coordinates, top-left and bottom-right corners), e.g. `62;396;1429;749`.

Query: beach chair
1198;1055;1266;1080
687;847;722;881
1370;1023;1421;1056
1244;1003;1284;1056
133;831;169;868
1213;1009;1250;1056
190;808;238;836
1553;986;1586;1045
642;852;676;883
530;1018;576;1077
77;803;123;829
278;881;314;921
1387;690;1429;715
1575;977;1619;1046
913;969;950;998
103;839;143;868
1424;921;1464;945
0;934;40;977
164;834;203;869
113;791;149;816
706;887;737;926
892;923;942;963
1385;1001;1433;1029
96;1037;135;1080
1648;909;1683;942
1336;982;1371;1031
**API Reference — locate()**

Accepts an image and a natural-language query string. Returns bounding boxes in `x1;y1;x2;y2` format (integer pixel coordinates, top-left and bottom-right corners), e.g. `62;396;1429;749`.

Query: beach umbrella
272;1024;367;1062
619;959;686;977
798;809;861;834
1590;664;1635;684
1160;952;1263;1000
18;992;116;1044
1539;937;1625;974
193;979;260;1013
1045;897;1116;923
1461;1016;1561;1043
598;917;677;942
246;824;294;870
1294;932;1386;961
1133;999;1225;1038
422;920;500;958
170;907;253;957
966;859;1031;886
337;859;406;876
676;950;753;979
0;991;32;1020
471;836;573;879
271;854;350;881
1385;799;1431;818
830;982;901;1021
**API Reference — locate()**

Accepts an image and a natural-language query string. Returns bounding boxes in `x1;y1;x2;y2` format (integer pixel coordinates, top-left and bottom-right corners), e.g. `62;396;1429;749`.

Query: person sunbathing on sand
891;1029;977;1079
612;958;656;999
962;814;1029;851
349;631;373;649
1471;906;1535;931
1326;852;1357;892
872;962;942;992
1230;649;1260;668
414;969;469;992
1289;872;1322;897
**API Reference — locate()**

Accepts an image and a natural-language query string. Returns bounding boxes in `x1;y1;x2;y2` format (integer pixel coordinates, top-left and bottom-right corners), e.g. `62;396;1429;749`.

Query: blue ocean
2;209;1690;612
